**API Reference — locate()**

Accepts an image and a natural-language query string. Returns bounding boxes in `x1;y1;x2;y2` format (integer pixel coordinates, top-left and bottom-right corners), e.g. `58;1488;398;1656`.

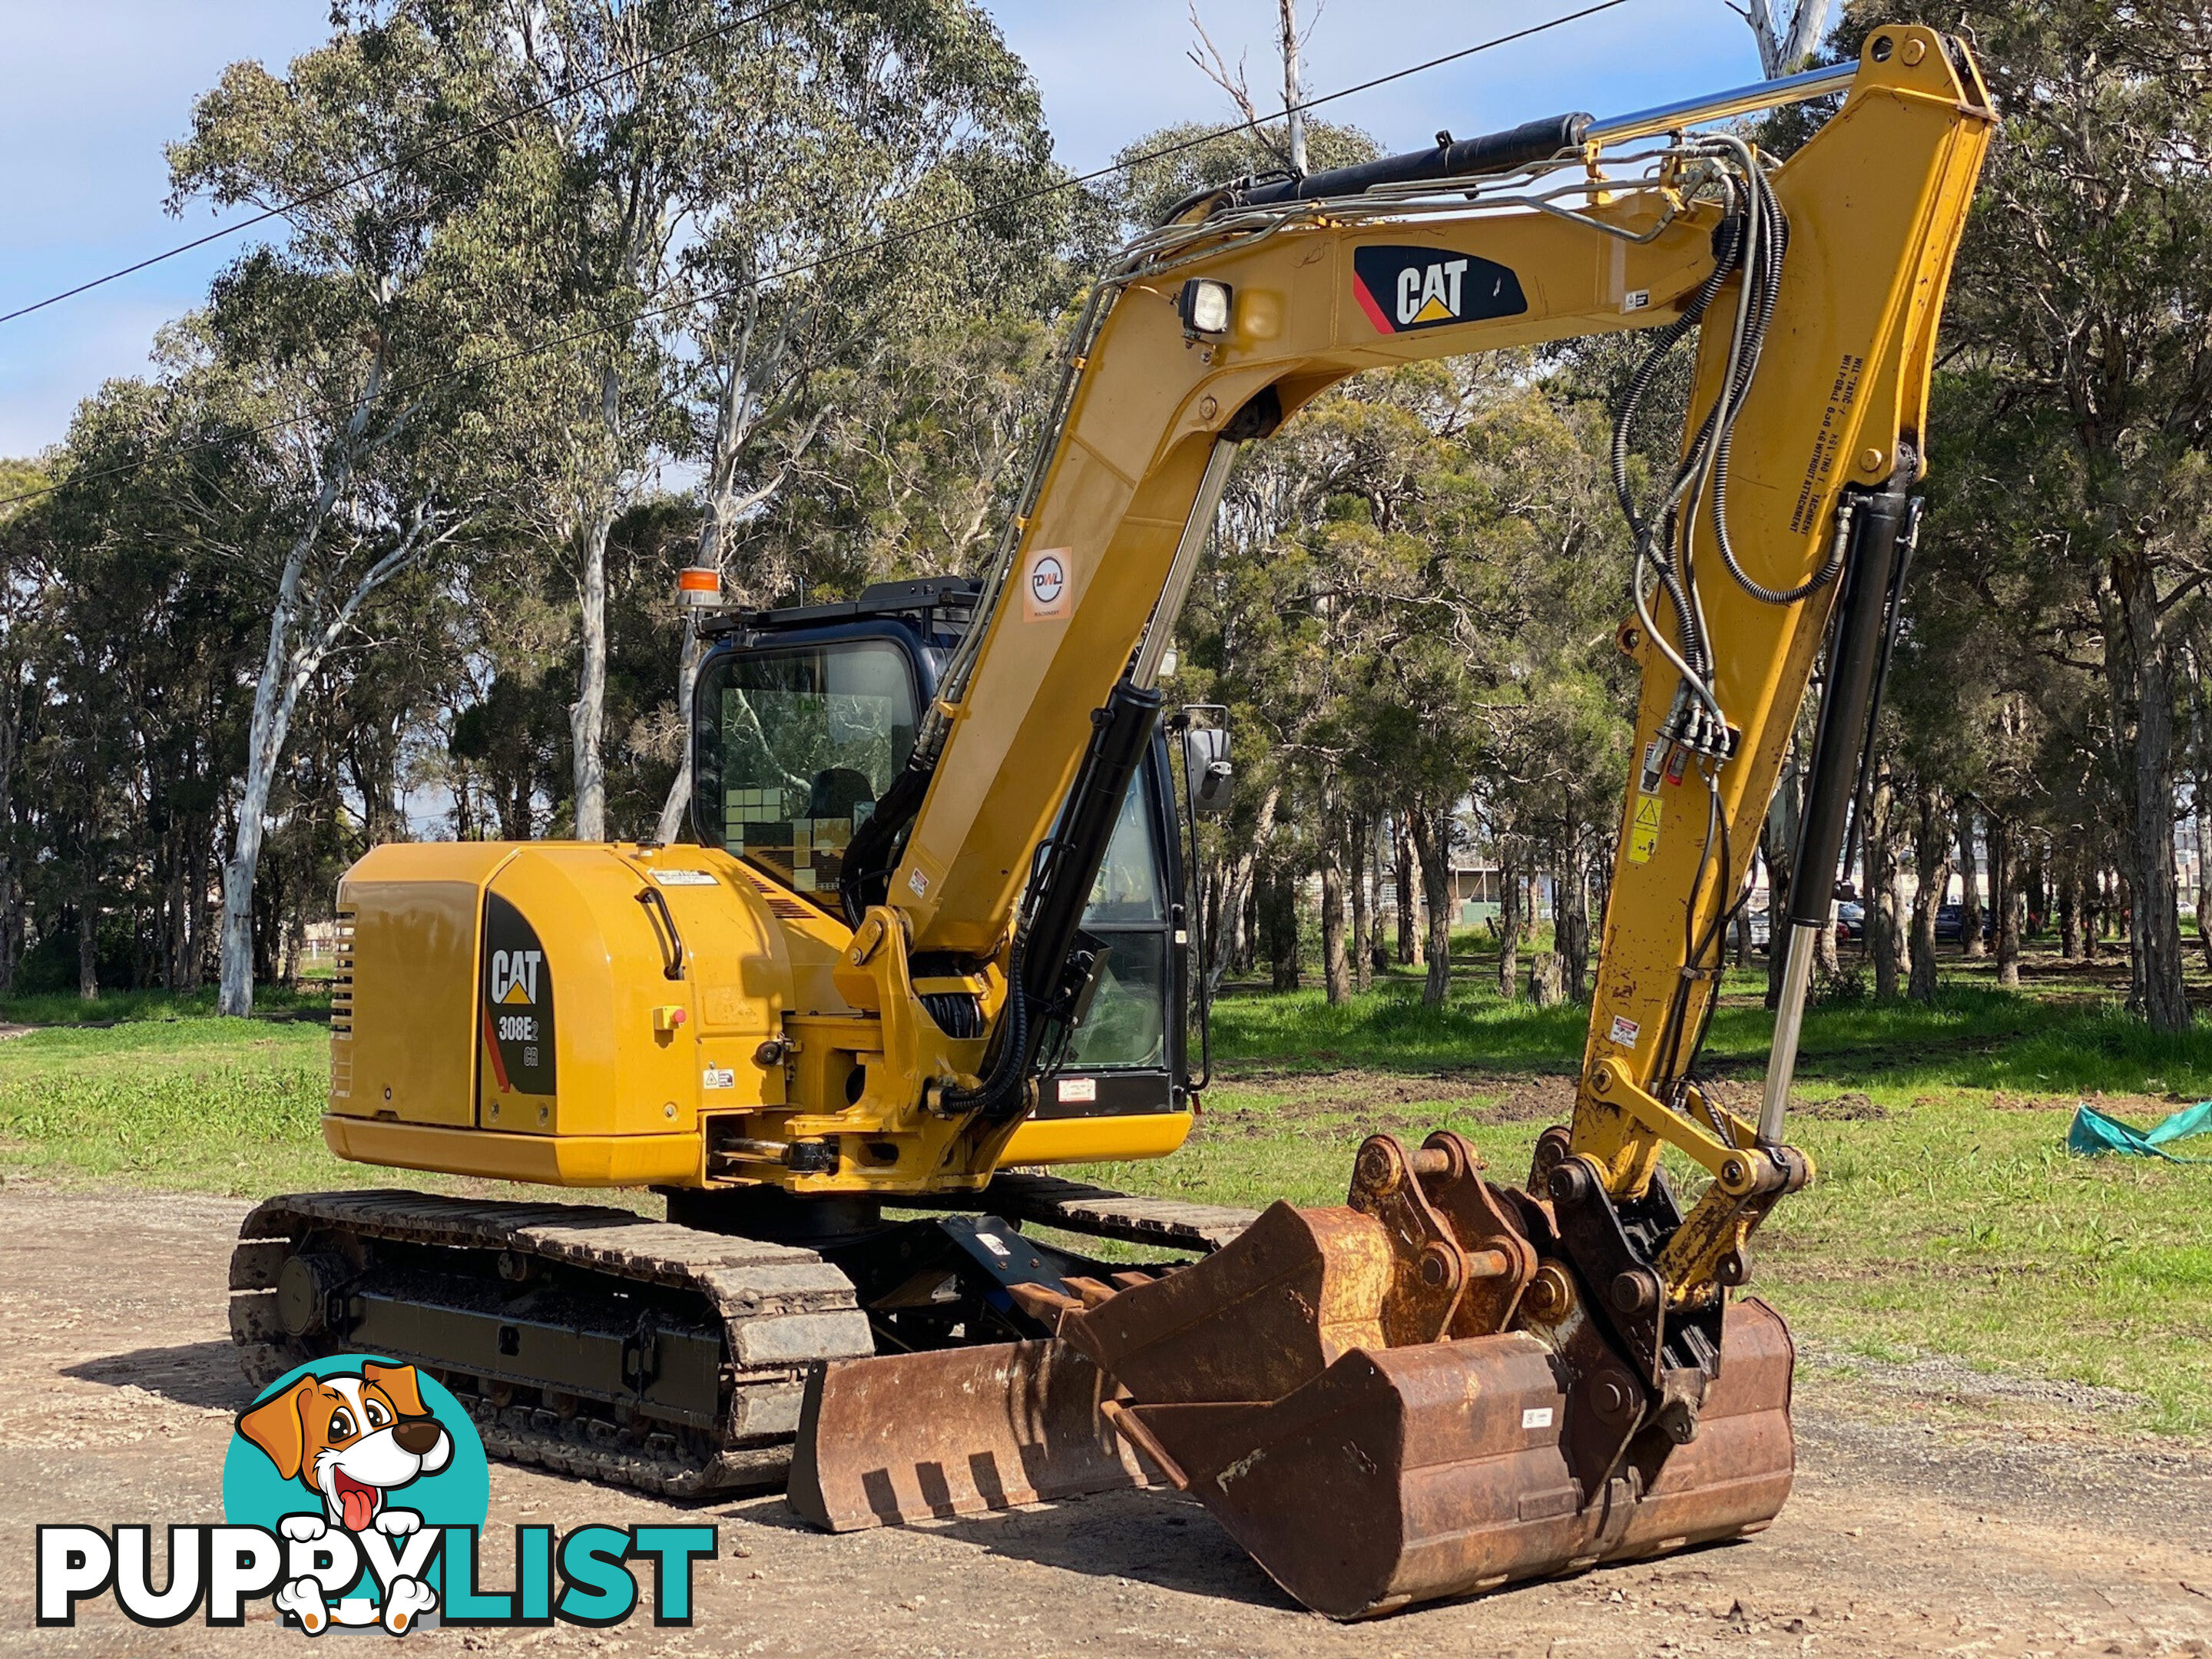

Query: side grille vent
329;912;356;1100
743;874;822;922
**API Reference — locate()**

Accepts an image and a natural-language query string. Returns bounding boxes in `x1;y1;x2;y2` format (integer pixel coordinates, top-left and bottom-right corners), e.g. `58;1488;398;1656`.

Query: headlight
1177;278;1233;339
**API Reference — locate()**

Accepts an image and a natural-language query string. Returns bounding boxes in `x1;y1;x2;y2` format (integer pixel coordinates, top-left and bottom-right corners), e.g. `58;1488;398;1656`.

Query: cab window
1063;779;1169;1070
698;641;918;897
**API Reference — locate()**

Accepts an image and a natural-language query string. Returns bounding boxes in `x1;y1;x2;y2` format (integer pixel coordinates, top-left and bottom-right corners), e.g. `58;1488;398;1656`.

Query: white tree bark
1278;0;1307;176
1737;0;1830;78
219;492;448;1016
570;359;625;843
1208;783;1279;995
651;293;821;845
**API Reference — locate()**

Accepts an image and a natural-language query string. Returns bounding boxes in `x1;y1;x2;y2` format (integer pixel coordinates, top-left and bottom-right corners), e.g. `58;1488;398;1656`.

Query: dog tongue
336;1476;376;1532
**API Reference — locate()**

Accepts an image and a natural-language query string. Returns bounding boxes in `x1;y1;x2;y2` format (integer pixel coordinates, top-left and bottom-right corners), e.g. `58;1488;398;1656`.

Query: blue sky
0;0;1766;459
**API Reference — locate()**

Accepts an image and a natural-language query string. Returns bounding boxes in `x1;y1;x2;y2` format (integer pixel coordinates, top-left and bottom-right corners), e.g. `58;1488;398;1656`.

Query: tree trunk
2108;553;2190;1029
1956;806;1985;959
1263;867;1301;992
1908;783;1949;1003
1763;753;1803;1010
1349;813;1373;994
1989;816;2022;987
1320;811;1350;1008
1558;845;1591;1002
1277;0;1308;175
1868;771;1902;1001
1732;890;1752;968
76;897;98;1002
1394;813;1418;965
1207;784;1277;996
1408;803;1453;1007
1495;846;1524;1002
654;612;707;846
2058;839;2082;961
569;499;615;843
2025;833;2047;938
1367;817;1389;979
1528;950;1565;1008
1761;813;1791;1011
2196;793;2212;972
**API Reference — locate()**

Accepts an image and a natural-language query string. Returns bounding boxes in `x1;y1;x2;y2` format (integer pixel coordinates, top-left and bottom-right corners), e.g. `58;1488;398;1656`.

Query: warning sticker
1057;1077;1098;1104
1521;1406;1556;1431
651;868;718;886
1628;793;1662;864
1608;1015;1641;1048
702;1065;735;1090
1023;548;1073;621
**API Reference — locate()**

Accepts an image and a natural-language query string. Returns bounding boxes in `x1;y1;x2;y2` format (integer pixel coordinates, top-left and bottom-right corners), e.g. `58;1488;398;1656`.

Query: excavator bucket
1048;1131;1796;1619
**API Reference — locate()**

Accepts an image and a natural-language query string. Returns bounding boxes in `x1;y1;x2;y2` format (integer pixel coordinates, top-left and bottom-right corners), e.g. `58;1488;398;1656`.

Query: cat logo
1352;244;1528;335
482;893;556;1097
490;949;541;1005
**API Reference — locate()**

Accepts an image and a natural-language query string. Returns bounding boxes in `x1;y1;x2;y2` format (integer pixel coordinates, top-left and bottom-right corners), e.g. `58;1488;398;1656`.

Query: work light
1177;278;1233;338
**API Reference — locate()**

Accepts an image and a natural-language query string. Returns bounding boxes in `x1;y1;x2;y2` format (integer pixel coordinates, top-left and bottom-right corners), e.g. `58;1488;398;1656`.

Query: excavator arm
839;27;1991;1314
790;32;1995;1613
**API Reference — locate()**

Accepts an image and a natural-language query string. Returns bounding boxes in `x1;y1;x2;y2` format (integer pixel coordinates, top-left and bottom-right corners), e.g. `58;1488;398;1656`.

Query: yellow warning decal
1628;793;1662;864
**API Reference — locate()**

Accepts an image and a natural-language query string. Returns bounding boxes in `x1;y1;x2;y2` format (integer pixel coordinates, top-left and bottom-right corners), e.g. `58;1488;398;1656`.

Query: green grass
0;1015;343;1194
0;982;331;1027
2;969;2207;1436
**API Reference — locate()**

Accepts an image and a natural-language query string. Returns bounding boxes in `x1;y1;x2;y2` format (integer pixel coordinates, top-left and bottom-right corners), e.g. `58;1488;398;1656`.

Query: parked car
1834;899;1865;942
1933;902;1994;943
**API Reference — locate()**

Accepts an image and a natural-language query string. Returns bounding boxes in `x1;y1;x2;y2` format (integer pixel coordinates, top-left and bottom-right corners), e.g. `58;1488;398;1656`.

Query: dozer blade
788;1338;1161;1530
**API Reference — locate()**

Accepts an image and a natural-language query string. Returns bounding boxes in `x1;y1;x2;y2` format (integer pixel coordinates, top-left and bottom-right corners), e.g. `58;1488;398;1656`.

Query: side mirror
1181;723;1233;816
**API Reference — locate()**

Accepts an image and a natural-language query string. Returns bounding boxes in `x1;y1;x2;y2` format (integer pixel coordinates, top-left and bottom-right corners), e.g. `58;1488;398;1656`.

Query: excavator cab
690;575;1202;1129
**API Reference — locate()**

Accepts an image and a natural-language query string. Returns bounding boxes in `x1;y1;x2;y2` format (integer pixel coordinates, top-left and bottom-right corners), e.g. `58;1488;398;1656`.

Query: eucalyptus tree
1873;0;2212;1028
167;7;518;1013
647;0;1066;840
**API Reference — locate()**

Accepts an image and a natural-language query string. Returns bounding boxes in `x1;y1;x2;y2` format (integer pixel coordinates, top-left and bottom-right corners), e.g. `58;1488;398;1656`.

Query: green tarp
2068;1100;2212;1163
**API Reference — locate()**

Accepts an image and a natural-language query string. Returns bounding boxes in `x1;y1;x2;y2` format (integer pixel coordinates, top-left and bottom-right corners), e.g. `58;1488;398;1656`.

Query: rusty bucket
1058;1174;1796;1619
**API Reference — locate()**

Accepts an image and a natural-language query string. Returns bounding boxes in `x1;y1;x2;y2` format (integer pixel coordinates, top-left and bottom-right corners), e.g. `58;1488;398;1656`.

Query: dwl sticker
1024;548;1072;621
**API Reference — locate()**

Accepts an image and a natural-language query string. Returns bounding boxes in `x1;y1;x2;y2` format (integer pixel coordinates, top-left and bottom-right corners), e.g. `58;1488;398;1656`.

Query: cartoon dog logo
237;1360;452;1633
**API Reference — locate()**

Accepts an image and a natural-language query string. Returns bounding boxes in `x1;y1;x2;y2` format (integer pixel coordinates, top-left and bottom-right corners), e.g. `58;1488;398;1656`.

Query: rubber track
229;1190;874;1498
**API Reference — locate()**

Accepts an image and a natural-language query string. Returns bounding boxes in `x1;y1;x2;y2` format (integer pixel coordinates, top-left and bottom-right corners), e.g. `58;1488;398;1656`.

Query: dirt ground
4;1182;2209;1659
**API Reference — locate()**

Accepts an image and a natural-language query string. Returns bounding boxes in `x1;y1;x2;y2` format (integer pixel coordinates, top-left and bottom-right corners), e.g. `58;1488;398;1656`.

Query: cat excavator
230;27;1992;1619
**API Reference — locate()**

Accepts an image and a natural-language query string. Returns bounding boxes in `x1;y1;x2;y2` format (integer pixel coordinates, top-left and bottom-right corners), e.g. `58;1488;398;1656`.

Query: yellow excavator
230;28;1992;1619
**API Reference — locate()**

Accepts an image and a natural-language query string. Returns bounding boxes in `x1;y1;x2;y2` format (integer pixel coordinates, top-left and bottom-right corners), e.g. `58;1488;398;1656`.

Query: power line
0;0;1637;512
0;0;817;328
